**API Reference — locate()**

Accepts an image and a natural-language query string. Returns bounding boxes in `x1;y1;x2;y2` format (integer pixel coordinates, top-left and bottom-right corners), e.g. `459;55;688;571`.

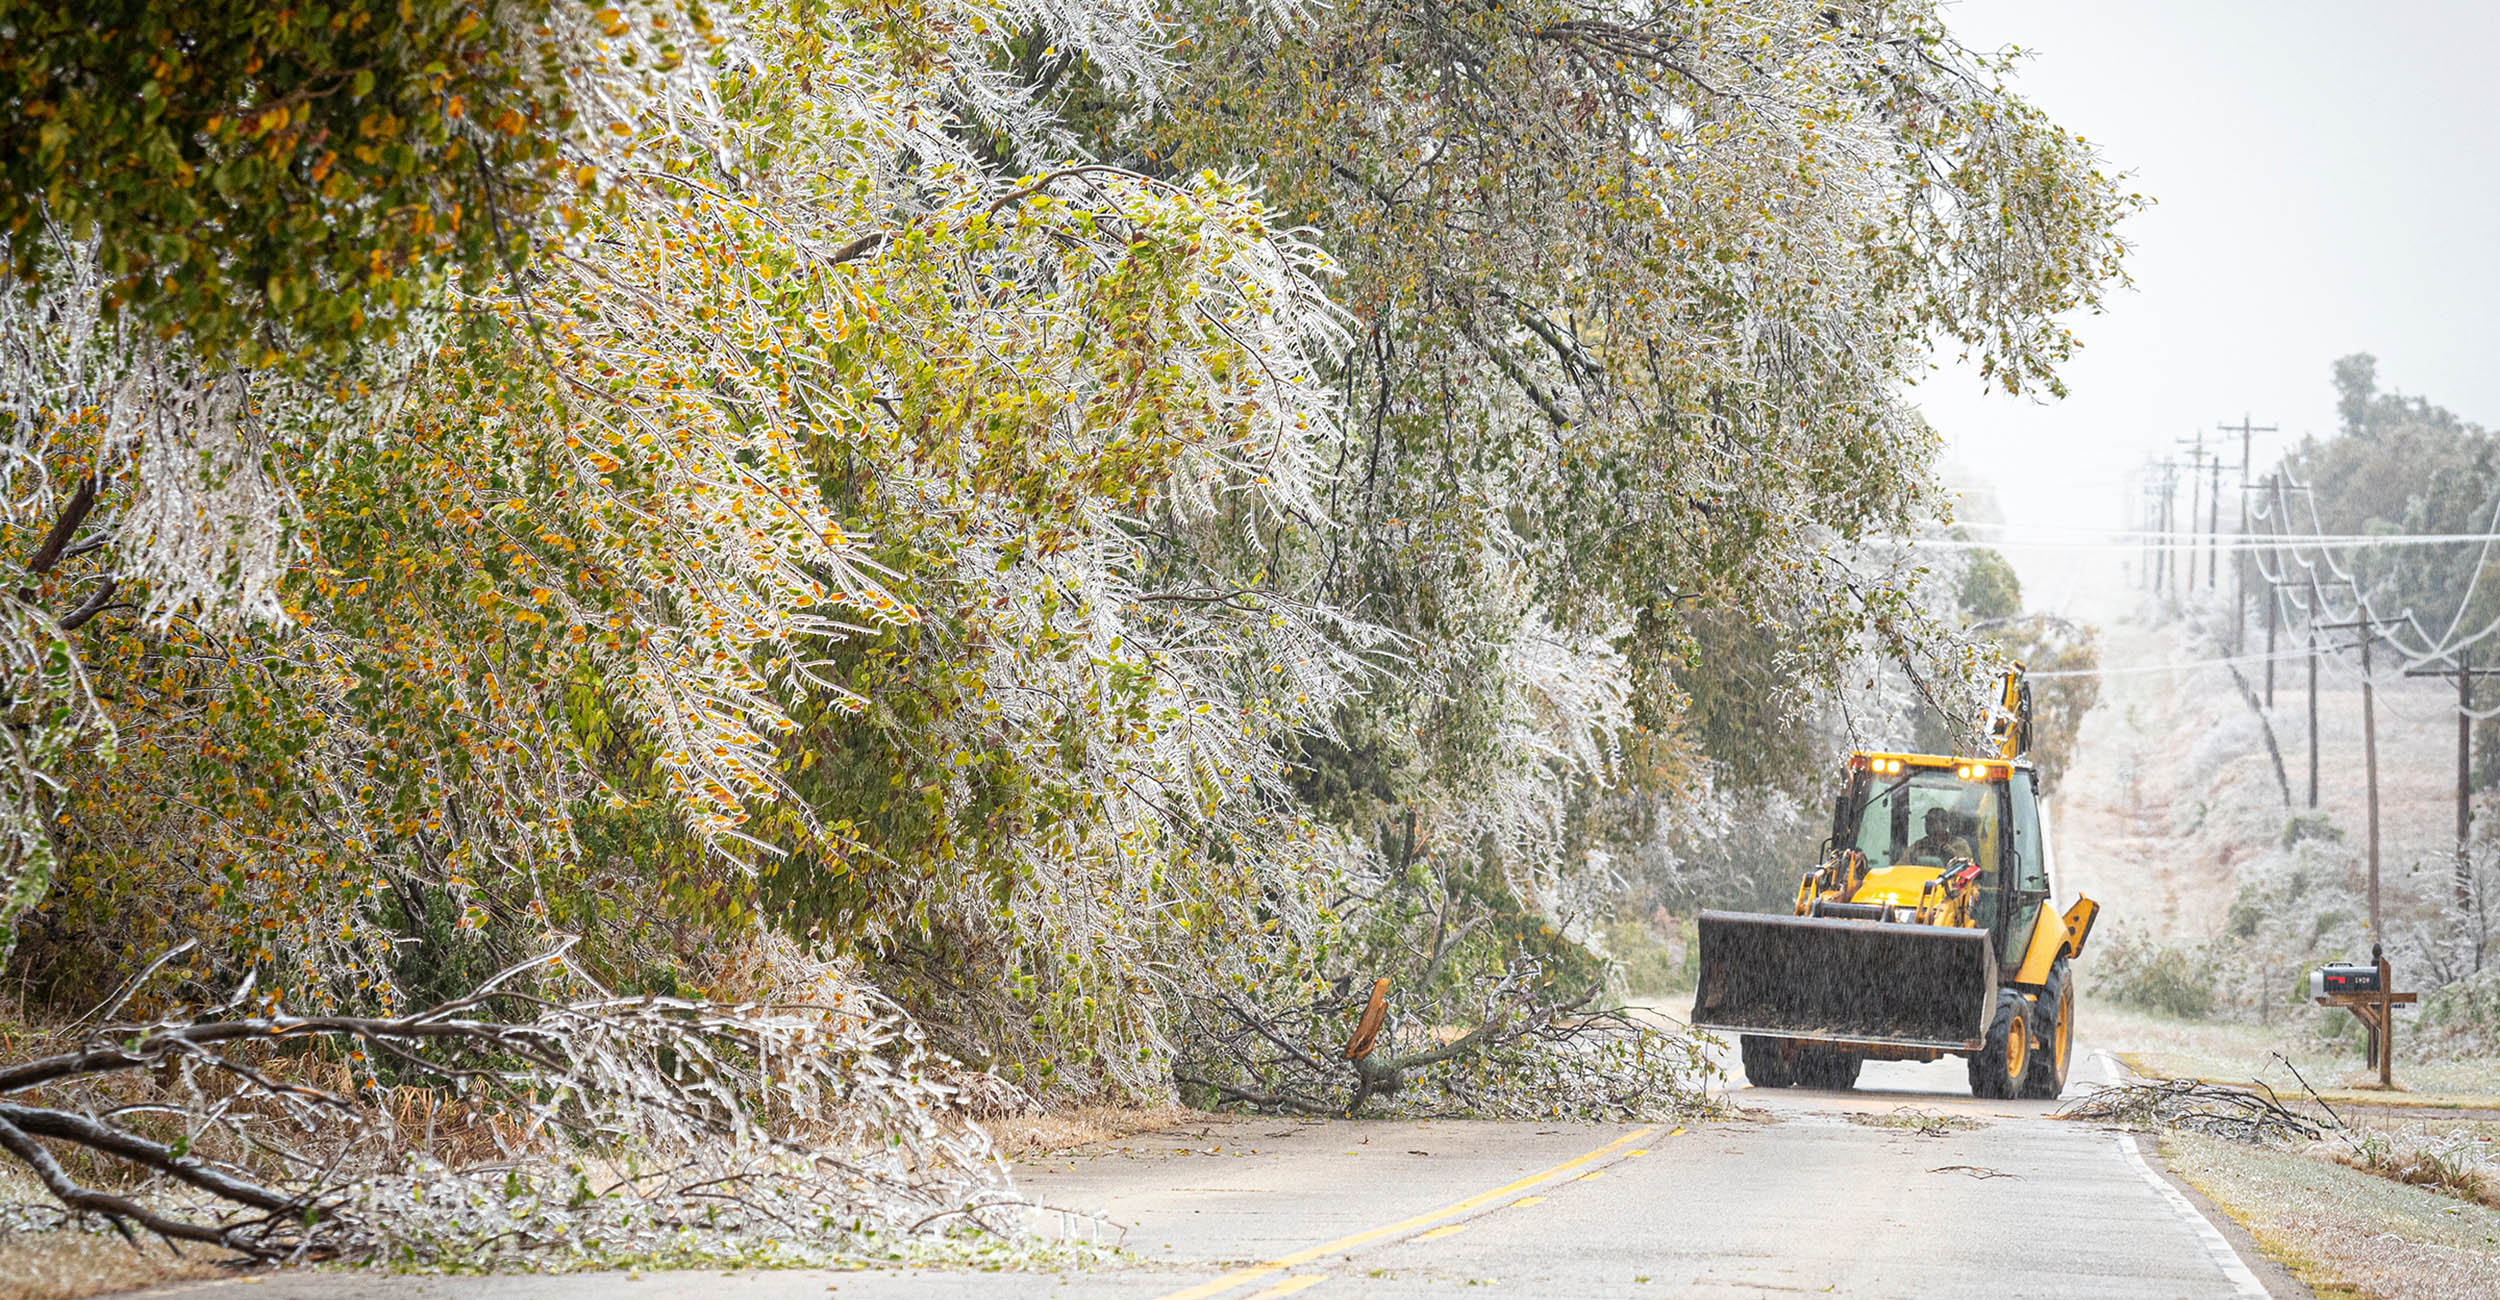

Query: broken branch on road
1175;960;1716;1120
2056;1077;2329;1143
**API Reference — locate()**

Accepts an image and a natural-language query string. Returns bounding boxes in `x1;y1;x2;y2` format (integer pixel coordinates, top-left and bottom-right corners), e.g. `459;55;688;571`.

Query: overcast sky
1912;0;2500;610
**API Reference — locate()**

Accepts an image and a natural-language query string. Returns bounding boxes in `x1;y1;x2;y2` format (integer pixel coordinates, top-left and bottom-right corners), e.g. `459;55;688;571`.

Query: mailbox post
2312;948;2417;1087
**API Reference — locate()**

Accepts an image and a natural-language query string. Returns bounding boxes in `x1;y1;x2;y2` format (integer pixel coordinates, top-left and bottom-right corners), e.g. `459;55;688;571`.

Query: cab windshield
1851;768;2000;873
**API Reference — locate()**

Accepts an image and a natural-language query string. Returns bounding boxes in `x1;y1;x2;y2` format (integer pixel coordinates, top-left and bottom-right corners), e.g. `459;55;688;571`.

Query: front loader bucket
1692;911;1996;1050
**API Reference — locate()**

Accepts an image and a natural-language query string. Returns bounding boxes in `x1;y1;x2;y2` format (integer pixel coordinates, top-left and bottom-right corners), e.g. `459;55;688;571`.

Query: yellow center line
1415;1225;1467;1241
1508;1195;1547;1208
1242;1278;1327;1299
1146;1125;1655;1300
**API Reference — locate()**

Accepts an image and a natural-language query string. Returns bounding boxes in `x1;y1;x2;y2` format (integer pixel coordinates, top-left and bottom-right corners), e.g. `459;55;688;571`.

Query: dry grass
0;1022;238;1300
2166;1130;2500;1300
983;1104;1199;1163
2339;1129;2500;1210
0;1231;232;1300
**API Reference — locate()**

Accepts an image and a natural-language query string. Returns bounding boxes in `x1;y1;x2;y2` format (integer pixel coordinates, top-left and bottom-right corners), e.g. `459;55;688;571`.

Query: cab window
1849;768;2000;873
1999;771;2048;955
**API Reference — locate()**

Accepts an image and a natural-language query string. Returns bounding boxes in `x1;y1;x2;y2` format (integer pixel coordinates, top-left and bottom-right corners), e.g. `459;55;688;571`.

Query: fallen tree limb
1177;956;1715;1120
0;944;1018;1264
0;1101;298;1212
2056;1077;2327;1143
0;1109;269;1251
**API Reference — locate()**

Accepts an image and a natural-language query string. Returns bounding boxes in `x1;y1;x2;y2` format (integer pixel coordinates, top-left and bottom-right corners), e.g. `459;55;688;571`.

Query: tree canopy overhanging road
14;3;2500;1297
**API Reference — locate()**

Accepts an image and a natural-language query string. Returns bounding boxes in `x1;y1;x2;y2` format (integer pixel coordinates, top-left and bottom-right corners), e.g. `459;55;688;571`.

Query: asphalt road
129;1042;2307;1300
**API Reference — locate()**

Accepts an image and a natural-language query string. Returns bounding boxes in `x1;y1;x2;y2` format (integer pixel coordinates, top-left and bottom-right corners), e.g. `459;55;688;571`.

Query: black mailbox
2312;962;2381;997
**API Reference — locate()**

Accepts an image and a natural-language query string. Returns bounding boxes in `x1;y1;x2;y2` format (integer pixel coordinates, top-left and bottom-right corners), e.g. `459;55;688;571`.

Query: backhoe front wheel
1741;1037;1859;1090
2018;958;2075;1099
1799;1047;1861;1091
1967;990;2029;1099
1740;1035;1796;1088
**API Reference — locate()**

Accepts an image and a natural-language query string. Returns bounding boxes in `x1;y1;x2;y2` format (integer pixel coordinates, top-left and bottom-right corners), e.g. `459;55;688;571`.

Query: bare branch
24;474;98;578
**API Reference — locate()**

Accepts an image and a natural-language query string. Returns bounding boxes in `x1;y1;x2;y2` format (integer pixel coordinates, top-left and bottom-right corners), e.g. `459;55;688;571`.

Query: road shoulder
2162;1130;2500;1300
2125;1133;2313;1299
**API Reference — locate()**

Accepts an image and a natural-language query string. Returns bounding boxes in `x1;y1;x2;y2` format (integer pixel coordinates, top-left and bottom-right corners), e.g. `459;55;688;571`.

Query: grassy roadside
2086;997;2500;1296
986;1103;1201;1164
2164;1131;2500;1300
0;1235;226;1300
2087;997;2500;1109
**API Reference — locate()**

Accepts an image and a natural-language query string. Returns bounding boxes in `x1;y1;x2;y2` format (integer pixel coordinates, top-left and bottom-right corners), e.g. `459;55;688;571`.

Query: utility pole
2221;415;2278;650
2165;460;2180;597
2403;650;2500;912
2152;457;2182;599
2263;580;2279;703
2320;615;2388;954
2142;470;2164;593
2366;627;2380;948
2173;435;2208;599
2260;471;2287;706
2262;517;2280;707
2265;474;2317;707
2303;573;2359;811
2207;449;2223;590
2307;628;2320;808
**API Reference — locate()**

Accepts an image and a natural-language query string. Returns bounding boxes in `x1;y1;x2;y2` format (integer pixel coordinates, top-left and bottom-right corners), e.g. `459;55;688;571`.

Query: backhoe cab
1691;669;2100;1098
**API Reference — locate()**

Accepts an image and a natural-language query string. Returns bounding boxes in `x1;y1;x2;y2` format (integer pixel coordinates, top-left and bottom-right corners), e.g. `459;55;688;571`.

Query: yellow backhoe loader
1691;669;2099;1098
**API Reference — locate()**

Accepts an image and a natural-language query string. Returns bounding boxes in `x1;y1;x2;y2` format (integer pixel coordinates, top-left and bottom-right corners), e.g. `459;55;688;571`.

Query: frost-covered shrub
2281;812;2344;849
2416;966;2500;1059
2093;929;2218;1020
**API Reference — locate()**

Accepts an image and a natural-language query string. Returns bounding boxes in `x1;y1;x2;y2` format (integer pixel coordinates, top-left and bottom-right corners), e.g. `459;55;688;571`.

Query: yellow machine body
1691;669;2102;1097
1852;864;1940;908
2015;896;2101;986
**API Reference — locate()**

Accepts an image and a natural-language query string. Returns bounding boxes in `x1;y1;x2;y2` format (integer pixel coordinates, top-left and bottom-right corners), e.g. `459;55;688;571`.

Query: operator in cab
1906;806;1973;867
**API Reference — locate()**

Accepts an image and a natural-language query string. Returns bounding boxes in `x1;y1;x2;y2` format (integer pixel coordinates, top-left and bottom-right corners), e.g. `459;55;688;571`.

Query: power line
2023;647;2344;679
1906;534;2500;553
2238;460;2500;726
2253;465;2500;686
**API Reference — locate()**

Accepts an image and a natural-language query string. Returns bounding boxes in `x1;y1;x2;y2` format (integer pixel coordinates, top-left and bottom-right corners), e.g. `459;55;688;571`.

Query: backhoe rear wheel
1967;990;2028;1099
1740;1035;1796;1088
2018;958;2075;1099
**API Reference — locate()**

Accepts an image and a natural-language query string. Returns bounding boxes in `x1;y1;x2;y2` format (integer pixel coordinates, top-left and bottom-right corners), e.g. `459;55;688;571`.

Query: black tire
2018;958;2075;1100
1740;1035;1796;1088
1967;990;2029;1099
1806;1049;1862;1091
1764;1044;1863;1091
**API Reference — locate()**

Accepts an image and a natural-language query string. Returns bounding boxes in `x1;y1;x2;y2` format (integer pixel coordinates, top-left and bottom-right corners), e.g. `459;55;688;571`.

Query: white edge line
2116;1133;2269;1299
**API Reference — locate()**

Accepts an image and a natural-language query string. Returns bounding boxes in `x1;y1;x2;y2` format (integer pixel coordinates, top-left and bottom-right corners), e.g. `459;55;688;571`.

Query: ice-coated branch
0;947;1019;1264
